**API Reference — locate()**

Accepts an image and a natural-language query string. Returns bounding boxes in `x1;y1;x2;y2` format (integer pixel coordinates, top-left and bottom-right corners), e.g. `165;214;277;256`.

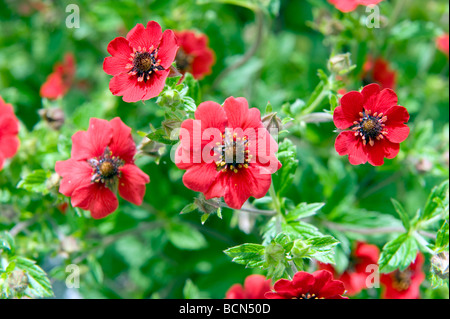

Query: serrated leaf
391;198;410;230
420;180;449;222
378;234;418;273
12;256;54;298
224;243;265;268
17;170;51;195
0;231;15;254
286;202;324;221
436;220;449;251
147;128;178;145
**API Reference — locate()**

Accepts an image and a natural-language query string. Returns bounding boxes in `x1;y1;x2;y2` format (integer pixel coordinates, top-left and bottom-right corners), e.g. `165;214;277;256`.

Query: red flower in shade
333;83;410;166
362;56;397;89
55;118;150;219
319;242;380;296
380;253;425;299
328;0;383;12
225;274;272;299
436;33;449;57
0;96;20;170
175;97;281;210
265;270;348;299
103;21;179;103
40;53;76;99
174;30;215;80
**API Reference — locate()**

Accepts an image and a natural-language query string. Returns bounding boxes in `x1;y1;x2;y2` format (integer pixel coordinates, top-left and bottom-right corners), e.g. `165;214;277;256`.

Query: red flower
175;97;281;209
55;118;150;219
328;0;383;12
174;30;215;80
40;53;76;99
265;270;348;299
319;242;379;296
225;274;272;299
380;253;425;299
0;96;20;170
103;21;179;103
362;56;397;89
436;33;449;57
333;83;410;166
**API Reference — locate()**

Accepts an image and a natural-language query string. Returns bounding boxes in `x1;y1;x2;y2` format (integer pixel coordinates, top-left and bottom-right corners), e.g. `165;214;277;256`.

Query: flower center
392;270;412;291
295;293;323;299
175;48;193;72
214;131;251;173
88;147;124;188
127;47;165;82
352;110;388;146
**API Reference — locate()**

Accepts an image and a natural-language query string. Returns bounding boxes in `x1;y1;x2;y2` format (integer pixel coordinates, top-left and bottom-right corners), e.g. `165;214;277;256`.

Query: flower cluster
40;53;76;100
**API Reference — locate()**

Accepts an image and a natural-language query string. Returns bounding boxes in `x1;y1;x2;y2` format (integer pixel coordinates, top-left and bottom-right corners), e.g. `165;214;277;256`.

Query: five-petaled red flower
265;270;348;299
362;56;397;89
175;96;281;209
55;118;150;219
380;253;425;299
436;33;449;57
40;53;76;100
328;0;383;12
0;96;20;171
333;83;410;166
103;21;179;103
225;274;272;299
319;242;380;296
174;30;215;80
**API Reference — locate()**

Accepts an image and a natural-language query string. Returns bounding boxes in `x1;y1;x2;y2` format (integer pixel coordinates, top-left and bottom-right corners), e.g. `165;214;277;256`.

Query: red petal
384;124;409;143
335;131;368;165
225;284;245;299
311;270;333;293
55;159;92;197
118;164;150;206
291;271;315;295
71;183;119;219
243;275;272;299
158;30;179;69
194;101;227;131
191;50;215;79
223;97;263;130
0;135;19;158
103;37;132;76
71;118;113;160
141;69;170;101
109;117;136;163
182;162;220;194
204;172;228;200
333;91;363;129
126;21;162;51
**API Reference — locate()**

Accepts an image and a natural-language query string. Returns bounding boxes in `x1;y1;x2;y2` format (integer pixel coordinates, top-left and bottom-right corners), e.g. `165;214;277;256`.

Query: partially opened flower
175;97;281;210
319;242;379;296
55;118;150;219
103;21;178;102
225;274;272;299
265;270;348;299
380;253;425;299
40;53;76;99
0;96;20;170
333;83;410;166
436;33;449;57
362;56;397;89
174;30;215;80
328;0;383;12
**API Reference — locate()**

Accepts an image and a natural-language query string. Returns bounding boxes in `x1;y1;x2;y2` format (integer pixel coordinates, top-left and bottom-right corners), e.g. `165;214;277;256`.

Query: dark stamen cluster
175;48;193;72
295;293;323;299
128;47;164;83
392;270;412;291
88;147;124;188
352;109;388;146
214;131;252;173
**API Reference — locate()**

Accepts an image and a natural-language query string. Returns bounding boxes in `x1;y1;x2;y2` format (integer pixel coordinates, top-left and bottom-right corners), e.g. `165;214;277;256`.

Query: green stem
269;182;283;233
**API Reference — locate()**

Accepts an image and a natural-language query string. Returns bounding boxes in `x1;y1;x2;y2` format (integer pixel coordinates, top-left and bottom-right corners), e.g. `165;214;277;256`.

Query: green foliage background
0;0;449;299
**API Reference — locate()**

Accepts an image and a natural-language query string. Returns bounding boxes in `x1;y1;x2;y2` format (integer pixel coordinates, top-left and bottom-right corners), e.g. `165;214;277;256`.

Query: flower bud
137;137;166;158
431;252;449;280
7;270;29;293
38;107;65;130
415;158;432;173
162;119;182;137
291;239;311;258
265;243;285;266
157;88;182;108
194;193;221;215
262;112;283;132
328;53;354;75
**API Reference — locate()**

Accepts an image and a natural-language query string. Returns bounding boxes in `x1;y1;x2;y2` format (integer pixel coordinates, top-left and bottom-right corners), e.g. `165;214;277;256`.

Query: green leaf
224;243;265;268
183;278;208;299
147;128;178;145
420;180;449;222
435;220;449;252
273;138;298;196
378;234;418;273
167;223;208;250
0;231;15;255
180;202;198;215
17;169;51;195
286;202;324;221
12;256;54;298
391;199;410;230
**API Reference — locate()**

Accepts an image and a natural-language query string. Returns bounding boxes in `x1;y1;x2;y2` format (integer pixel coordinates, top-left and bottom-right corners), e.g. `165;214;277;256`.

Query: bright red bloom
333;83;410;166
328;0;383;12
319;242;379;296
436;33;449;57
380;253;425;299
174;30;215;80
362;56;397;89
265;270;348;299
55;118;150;219
175;97;281;210
103;21;179;103
0;96;20;170
225;274;272;299
40;53;76;99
